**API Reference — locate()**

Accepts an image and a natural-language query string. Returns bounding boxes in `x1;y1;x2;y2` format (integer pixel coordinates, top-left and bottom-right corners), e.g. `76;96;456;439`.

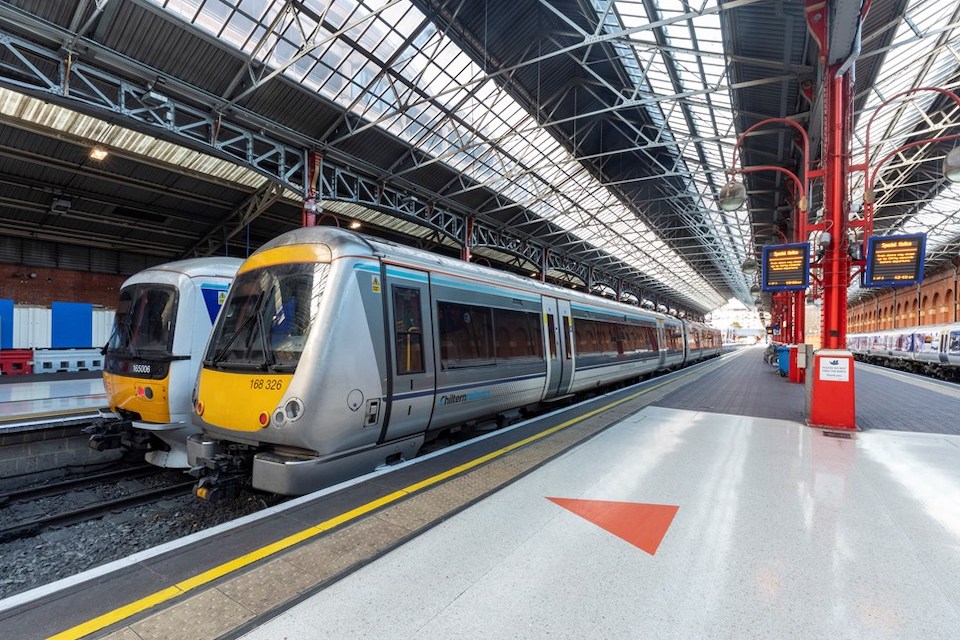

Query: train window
949;331;960;354
438;301;494;368
205;263;328;372
494;308;543;360
662;325;683;352
108;284;178;357
574;319;601;355
562;316;572;359
545;314;557;359
393;287;425;375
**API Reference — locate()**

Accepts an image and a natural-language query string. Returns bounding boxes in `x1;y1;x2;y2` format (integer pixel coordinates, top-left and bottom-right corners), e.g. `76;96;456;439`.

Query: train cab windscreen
204;263;329;372
107;285;178;358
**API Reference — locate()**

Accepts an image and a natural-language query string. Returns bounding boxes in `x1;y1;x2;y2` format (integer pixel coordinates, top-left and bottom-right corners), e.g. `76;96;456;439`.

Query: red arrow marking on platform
547;498;679;556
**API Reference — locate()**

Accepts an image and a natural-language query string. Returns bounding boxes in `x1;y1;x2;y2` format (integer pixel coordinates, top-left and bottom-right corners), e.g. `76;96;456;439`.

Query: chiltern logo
439;394;467;406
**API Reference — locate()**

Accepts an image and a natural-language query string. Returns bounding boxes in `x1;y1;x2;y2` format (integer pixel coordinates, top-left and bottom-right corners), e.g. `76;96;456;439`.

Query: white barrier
32;348;105;373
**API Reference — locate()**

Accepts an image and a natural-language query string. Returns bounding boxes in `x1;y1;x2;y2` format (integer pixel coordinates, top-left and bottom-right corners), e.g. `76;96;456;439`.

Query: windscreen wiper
205;291;265;367
104;312;139;359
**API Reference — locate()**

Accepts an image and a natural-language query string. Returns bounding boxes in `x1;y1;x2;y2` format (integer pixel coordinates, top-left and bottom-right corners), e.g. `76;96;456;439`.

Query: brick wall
848;265;960;332
0;266;126;308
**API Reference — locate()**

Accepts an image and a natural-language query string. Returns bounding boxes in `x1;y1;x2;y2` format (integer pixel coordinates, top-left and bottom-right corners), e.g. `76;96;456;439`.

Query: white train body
100;257;242;467
848;323;960;379
189;228;720;496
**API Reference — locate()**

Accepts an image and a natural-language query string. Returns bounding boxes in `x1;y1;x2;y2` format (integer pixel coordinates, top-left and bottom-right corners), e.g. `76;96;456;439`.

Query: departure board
863;233;925;287
761;243;809;292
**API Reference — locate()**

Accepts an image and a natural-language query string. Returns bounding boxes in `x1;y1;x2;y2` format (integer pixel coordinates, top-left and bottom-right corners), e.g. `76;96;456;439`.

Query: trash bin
777;345;790;377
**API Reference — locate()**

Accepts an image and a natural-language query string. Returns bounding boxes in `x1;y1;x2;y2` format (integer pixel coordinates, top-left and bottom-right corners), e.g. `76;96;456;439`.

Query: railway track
0;464;158;505
0;469;195;542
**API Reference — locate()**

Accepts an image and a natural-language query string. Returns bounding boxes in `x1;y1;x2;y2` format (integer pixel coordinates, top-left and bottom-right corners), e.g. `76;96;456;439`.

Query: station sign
862;233;925;288
761;243;810;292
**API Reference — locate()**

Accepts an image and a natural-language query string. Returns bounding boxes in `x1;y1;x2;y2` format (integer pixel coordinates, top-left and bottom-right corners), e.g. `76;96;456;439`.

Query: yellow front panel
197;368;293;432
238;245;331;274
103;372;171;423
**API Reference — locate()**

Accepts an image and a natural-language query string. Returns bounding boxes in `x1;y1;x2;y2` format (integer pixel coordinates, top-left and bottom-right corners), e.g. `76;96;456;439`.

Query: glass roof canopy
847;0;960;300
155;0;741;311
148;0;958;312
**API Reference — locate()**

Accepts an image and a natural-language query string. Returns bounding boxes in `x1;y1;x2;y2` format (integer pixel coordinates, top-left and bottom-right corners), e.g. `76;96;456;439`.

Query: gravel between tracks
0;470;269;599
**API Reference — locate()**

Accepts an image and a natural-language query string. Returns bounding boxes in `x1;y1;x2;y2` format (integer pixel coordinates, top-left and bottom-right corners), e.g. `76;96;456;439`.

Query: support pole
809;66;856;430
821;69;851;350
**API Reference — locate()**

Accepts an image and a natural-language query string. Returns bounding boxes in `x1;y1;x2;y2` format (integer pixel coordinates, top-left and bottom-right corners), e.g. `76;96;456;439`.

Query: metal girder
0;9;716;313
184;180;285;258
545;250;589;284
472;225;543;268
0;28;308;194
319;162;464;242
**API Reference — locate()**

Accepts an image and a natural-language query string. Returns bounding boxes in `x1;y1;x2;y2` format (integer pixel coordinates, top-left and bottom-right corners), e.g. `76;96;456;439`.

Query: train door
543;297;574;399
381;267;436;442
557;299;574;394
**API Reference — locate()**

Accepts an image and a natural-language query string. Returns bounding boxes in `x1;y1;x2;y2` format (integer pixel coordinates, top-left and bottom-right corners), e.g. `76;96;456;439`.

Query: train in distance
187;227;721;500
848;324;960;380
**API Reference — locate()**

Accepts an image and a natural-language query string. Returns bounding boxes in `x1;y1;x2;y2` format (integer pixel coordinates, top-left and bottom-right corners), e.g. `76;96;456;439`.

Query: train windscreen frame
204;262;329;372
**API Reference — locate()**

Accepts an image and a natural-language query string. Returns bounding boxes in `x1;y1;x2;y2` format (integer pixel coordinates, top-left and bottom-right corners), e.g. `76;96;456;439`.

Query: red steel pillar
809;67;856;429
302;150;321;227
821;69;851;349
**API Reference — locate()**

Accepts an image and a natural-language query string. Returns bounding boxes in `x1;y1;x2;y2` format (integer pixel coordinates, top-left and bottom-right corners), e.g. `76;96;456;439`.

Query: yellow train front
93;258;241;467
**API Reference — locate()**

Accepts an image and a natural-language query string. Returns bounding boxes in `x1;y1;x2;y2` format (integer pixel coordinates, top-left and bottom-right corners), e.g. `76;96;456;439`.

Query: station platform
0;374;107;430
1;346;958;638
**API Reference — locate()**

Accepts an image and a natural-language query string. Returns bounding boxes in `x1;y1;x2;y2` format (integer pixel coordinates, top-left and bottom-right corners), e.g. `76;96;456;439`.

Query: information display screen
761;243;809;292
863;233;925;287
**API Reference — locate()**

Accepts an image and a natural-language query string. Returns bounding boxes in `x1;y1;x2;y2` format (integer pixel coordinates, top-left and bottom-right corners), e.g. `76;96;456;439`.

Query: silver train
92;257;242;467
848;323;960;380
188;228;721;498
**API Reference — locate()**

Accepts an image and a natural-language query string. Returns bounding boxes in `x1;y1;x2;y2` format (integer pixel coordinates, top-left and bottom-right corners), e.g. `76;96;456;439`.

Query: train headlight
196;401;205;416
258;412;270;427
284;398;304;421
273;410;286;428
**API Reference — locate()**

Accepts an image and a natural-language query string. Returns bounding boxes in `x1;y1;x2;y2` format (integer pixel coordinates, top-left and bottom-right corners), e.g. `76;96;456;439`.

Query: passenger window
437;301;494;368
494;307;543;360
562;316;572;359
546;314;557;359
393;286;425;375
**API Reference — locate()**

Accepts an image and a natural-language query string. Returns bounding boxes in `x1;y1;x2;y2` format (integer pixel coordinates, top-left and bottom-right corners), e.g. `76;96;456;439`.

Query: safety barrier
0;349;33;375
32;348;104;373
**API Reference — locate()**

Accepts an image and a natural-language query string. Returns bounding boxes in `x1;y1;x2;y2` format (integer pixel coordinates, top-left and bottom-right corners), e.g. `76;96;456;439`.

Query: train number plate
249;378;284;391
131;363;151;374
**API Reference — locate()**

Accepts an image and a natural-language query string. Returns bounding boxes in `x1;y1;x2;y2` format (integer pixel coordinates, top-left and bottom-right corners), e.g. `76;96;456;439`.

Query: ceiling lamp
89;147;108;160
718;180;747;211
944;147;960;183
741;257;758;276
349;220;362;229
749;284;761;297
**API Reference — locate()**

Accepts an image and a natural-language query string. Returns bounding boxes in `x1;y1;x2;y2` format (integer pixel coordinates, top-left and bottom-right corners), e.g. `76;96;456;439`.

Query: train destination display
761;243;809;292
863;233;925;288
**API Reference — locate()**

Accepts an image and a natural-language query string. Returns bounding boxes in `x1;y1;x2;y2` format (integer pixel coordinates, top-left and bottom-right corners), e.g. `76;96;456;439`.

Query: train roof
253;227;691;325
122;257;244;288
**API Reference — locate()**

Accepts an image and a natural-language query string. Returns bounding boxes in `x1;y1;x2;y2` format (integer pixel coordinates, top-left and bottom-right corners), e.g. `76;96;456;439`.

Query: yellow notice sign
372;276;381;293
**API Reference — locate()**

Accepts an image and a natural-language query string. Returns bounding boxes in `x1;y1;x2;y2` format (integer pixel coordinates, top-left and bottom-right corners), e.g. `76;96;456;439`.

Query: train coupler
84;418;128;451
189;453;249;502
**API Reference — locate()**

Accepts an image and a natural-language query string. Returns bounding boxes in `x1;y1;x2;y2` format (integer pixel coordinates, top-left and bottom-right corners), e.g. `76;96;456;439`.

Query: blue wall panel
51;302;93;348
0;299;12;349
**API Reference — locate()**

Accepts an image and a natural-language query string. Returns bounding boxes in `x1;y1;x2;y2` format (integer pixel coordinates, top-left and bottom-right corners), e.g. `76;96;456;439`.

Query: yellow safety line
50;366;707;640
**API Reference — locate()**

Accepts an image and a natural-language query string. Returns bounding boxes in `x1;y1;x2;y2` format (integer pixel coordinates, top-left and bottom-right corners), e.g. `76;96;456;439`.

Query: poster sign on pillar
808;350;856;429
